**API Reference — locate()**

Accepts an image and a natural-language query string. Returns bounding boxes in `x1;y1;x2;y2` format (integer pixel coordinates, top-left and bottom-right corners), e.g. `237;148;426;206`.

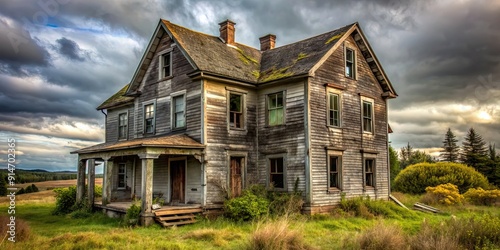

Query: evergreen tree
440;128;460;162
400;142;434;169
389;146;400;189
461;127;489;175
400;142;413;168
0;174;7;196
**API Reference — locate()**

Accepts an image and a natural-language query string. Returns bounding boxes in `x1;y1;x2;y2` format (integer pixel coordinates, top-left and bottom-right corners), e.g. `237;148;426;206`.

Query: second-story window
159;52;172;79
345;48;355;78
118;113;128;140
229;93;244;129
327;92;341;127
362;101;373;133
144;104;155;134
172;94;185;129
267;91;285;126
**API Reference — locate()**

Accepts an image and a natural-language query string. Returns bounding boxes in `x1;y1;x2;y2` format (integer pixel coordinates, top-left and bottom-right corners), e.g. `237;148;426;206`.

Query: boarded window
267;92;284;126
345;48;355;78
117;163;126;189
364;159;375;187
269;157;284;189
329;156;341;189
362;101;373;133
230;157;244;197
160;52;171;78
118;113;128;139
173;95;185;129
229;93;244;129
328;93;340;127
144;104;155;133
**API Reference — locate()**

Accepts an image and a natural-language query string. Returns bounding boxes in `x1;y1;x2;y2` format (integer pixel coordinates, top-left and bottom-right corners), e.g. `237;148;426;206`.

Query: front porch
71;134;206;226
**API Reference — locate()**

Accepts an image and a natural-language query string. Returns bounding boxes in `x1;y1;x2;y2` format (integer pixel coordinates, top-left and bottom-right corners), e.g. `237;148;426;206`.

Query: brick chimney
259;34;276;51
219;19;236;45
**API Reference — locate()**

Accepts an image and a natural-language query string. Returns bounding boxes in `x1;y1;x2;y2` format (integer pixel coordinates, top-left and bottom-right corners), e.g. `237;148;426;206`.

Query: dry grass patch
0;216;31;244
184;228;242;247
344;221;407;250
247;218;313;250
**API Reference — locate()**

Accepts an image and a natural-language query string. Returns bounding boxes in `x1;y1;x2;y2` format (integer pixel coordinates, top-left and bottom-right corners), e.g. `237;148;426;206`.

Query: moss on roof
97;84;134;110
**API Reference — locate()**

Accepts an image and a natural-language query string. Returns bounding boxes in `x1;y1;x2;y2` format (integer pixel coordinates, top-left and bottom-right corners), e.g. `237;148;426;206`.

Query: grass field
0;180;499;249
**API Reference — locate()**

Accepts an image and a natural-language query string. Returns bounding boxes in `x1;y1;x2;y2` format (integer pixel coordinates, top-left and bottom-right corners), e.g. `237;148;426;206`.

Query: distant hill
0;168;78;183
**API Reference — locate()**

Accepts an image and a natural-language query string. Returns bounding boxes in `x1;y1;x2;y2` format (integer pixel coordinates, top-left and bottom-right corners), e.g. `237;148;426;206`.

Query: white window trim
266;90;286;126
158;49;173;80
171;90;187;130
117;163;127;190
361;96;374;134
344;45;357;79
326;88;342;128
118;111;129;140
327;150;343;191
266;154;287;191
362;153;377;189
227;90;247;131
143;100;157;134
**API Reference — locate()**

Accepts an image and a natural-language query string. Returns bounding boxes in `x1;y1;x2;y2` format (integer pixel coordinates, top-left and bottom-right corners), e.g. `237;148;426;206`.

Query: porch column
138;153;160;226
102;157;113;205
76;158;86;203
87;159;96;206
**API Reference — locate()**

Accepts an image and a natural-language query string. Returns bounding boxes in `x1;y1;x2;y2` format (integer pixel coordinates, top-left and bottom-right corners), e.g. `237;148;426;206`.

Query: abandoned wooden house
72;18;397;225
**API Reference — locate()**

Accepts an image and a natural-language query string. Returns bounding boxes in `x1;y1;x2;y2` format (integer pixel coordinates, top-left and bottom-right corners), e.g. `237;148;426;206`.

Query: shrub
350;222;407;250
53;186;77;215
410;220;460;250
224;191;269;221
30;184;39;192
247;218;312;250
464;187;500;206
267;192;304;216
339;195;416;219
393;162;489;194
421;183;464;205
124;200;141;226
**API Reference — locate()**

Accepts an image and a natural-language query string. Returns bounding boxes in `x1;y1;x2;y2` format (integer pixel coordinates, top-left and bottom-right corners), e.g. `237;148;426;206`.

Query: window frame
363;158;376;188
159;51;172;79
227;91;246;130
327;151;343;191
118;112;128;140
171;91;186;130
361;96;374;134
326;88;342;128
143;101;156;134
267;154;287;191
345;46;356;79
117;163;126;190
266;91;286;126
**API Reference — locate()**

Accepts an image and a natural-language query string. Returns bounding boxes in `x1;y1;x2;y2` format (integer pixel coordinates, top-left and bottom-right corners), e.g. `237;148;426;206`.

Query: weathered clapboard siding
153;155;169;199
133;32;202;142
204;80;258;204
257;81;307;196
105;105;134;143
308;35;389;208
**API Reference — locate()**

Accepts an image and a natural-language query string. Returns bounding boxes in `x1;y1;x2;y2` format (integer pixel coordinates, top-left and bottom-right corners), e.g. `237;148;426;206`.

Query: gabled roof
114;19;396;108
97;84;134;110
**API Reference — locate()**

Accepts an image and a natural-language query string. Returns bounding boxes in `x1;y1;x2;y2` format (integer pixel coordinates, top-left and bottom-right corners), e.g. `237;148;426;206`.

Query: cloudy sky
0;0;499;171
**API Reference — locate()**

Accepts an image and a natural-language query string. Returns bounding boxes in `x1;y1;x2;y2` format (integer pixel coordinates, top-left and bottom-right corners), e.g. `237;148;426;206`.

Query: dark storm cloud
56;37;85;61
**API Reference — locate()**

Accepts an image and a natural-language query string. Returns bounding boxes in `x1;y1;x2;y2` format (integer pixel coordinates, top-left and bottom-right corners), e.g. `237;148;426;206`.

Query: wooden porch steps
154;207;202;227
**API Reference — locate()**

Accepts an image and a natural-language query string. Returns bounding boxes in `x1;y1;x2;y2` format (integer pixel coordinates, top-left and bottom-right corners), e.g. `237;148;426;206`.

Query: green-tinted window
268;92;284;126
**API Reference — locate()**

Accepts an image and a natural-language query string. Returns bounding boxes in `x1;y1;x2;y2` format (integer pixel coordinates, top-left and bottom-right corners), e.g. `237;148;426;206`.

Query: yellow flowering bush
422;183;464;205
464;187;500;206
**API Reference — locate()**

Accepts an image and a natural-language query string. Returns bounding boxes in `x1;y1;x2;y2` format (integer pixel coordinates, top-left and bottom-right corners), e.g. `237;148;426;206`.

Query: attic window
159;52;172;79
345;48;355;78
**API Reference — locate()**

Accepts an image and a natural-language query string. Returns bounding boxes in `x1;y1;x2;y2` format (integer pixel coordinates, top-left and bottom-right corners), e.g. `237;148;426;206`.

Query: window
364;159;375;187
267;92;285;126
362;101;373;133
160;52;172;79
229;93;244;129
229;156;244;197
118;113;128;140
172;94;185;129
328;156;341;189
117;163;126;189
144;104;155;133
269;157;285;189
327;92;341;127
345;48;355;78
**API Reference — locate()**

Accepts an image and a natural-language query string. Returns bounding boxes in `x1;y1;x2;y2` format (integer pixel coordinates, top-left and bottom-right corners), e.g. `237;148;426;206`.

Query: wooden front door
230;157;243;197
170;160;185;203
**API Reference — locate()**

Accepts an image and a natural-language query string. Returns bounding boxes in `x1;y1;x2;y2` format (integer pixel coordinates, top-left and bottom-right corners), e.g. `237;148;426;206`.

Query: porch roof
71;134;204;154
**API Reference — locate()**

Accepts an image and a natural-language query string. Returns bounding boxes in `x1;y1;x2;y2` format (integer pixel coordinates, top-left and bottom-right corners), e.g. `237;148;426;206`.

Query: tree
461;127;488;173
400;142;434;169
389;146;400;189
0;174;7;196
440;128;460;162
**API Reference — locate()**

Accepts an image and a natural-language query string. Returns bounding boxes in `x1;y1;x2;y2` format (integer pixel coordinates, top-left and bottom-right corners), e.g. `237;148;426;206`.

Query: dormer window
345;48;355;78
159;52;172;79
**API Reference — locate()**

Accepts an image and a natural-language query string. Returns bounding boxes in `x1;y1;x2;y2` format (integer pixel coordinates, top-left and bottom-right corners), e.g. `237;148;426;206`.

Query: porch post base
140;213;155;226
